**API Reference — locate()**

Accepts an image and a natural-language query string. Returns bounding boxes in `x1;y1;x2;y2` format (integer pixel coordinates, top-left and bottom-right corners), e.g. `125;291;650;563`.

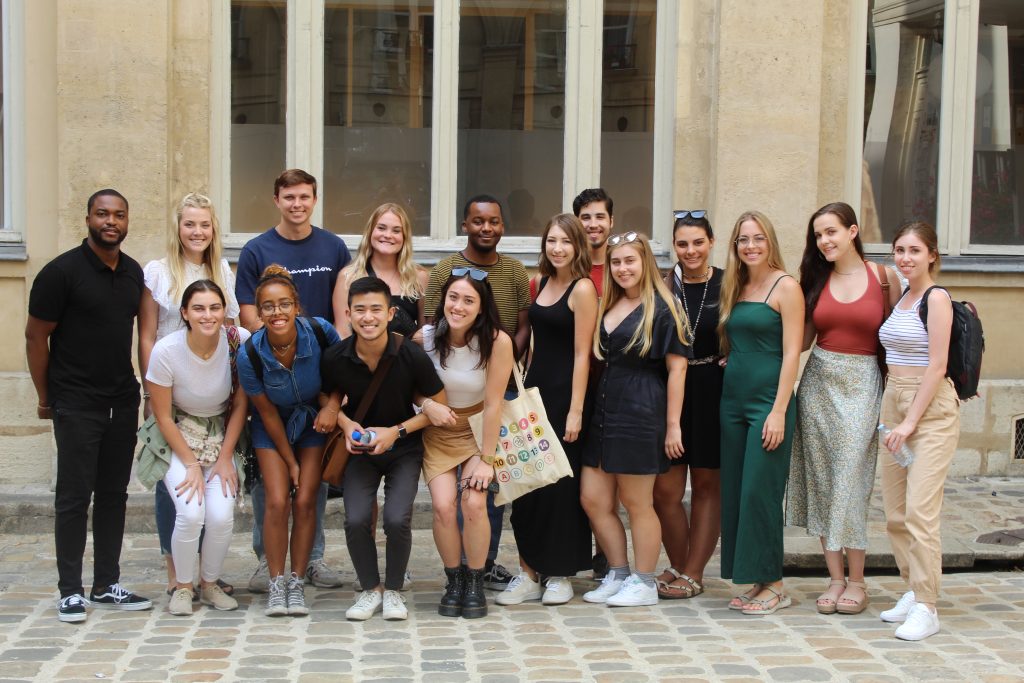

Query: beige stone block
949;449;982;478
0;432;54;484
958;392;989;434
986;451;1010;476
987;382;1024;428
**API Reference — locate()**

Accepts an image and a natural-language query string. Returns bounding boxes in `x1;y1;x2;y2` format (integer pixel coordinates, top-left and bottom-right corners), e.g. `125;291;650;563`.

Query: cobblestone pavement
2;476;1024;682
1;530;1023;683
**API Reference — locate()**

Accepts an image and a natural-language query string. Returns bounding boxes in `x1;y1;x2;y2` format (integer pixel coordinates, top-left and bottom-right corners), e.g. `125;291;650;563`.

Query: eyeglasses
452;266;488;281
734;235;768;247
673;210;707;220
259;300;295;315
607;231;640;247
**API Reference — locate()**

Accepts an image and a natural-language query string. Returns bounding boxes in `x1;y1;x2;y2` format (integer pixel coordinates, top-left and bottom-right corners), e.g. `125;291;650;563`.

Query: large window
216;0;676;252
230;1;287;233
860;0;1024;256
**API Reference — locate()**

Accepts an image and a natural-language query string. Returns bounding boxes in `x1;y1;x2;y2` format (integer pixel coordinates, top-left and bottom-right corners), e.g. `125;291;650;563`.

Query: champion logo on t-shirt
289;265;334;277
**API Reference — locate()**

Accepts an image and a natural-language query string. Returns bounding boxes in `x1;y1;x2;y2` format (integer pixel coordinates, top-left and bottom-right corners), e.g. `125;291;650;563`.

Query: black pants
53;406;139;597
342;447;422;591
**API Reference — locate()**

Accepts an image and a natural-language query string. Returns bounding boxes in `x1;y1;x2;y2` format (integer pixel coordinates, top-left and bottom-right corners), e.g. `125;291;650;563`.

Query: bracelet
421;398;435;410
186;462;201;470
142;392;151;400
38;403;49;409
479;451;495;467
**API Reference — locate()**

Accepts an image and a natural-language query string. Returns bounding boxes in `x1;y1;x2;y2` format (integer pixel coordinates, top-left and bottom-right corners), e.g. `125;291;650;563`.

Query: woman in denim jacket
237;265;341;617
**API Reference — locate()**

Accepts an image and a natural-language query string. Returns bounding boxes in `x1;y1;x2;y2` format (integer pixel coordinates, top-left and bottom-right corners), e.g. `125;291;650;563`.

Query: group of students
28;171;960;643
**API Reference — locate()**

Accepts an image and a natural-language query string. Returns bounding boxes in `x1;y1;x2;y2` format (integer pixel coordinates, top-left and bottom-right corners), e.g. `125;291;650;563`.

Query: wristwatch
396;423;408;439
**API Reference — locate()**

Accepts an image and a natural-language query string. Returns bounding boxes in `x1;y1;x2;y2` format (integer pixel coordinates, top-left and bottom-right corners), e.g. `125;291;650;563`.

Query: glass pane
970;2;1024;246
231;2;286;233
457;1;567;236
601;0;656;235
862;1;944;244
324;2;434;236
0;8;4;223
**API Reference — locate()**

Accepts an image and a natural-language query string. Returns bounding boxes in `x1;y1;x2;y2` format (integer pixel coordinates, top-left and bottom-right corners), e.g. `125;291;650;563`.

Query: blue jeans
251;479;327;563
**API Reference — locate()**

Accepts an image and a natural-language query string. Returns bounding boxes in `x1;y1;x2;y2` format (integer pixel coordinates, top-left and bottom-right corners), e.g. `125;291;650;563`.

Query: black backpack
244;316;330;382
917;286;985;401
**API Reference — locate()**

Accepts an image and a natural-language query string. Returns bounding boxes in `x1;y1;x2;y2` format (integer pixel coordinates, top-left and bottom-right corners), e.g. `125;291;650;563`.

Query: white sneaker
894;603;940;641
606;574;659;607
346;590;383;621
583;573;625;604
495;572;542;606
542;577;573;605
880;590;917;623
382;590;408;620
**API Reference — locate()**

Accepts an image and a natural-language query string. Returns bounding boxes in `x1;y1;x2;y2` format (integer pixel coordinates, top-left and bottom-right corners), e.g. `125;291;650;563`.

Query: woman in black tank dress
334;203;428;337
655;213;723;600
496;214;599;607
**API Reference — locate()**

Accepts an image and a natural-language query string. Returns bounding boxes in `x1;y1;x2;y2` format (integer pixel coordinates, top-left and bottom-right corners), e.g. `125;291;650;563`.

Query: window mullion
430;0;459;242
287;0;324;226
937;0;974;256
210;0;231;235
563;0;601;212
651;0;677;248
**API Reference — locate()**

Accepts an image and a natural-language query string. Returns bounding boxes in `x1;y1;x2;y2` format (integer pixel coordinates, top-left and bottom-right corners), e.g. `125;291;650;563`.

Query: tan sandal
836;580;869;615
658;573;703;600
741;585;792;615
816;579;846;615
728;584;763;610
656;567;683;589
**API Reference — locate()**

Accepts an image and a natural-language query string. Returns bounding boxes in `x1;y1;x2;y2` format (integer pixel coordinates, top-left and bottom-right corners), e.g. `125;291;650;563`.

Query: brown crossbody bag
320;332;400;486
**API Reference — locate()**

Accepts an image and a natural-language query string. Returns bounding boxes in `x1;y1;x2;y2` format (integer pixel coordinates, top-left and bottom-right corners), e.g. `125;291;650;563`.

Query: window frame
850;0;1024;260
211;0;678;262
0;0;25;245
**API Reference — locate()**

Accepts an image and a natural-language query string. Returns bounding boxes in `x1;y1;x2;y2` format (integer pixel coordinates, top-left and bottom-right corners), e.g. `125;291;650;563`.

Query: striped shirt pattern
878;291;947;367
423;253;531;336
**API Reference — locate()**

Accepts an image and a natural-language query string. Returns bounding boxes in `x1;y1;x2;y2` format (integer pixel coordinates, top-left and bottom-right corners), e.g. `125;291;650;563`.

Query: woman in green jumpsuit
717;211;804;615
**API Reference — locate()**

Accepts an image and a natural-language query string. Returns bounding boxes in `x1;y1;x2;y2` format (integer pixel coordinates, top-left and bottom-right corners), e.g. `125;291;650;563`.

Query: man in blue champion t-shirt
235;168;351;594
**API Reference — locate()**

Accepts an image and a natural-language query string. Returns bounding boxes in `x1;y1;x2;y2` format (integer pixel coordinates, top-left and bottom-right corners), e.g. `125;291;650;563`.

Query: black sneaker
90;583;153;611
592;552;609;580
482;561;513;591
57;594;89;623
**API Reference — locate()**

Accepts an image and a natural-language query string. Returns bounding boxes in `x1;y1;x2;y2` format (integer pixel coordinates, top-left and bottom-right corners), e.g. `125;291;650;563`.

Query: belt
688;354;721;366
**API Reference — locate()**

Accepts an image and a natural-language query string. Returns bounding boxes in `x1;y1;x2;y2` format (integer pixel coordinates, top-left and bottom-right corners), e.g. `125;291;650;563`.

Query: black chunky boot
438;566;465;617
462;567;488;619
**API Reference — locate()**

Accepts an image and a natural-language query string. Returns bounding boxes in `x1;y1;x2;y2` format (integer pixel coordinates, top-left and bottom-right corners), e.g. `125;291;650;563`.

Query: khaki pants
879;376;960;605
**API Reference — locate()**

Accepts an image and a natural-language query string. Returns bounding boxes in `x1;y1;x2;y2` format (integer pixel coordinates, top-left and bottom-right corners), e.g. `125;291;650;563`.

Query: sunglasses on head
451;266;488;281
606;231;640;247
673;210;707;220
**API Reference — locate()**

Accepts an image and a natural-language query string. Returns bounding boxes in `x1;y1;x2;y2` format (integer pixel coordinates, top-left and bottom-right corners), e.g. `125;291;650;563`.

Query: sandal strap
662;567;683;580
677;573;703;591
828;579;846;587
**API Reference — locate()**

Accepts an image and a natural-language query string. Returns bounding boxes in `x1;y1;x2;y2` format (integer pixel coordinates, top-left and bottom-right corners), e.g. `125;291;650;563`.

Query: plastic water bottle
877;423;914;467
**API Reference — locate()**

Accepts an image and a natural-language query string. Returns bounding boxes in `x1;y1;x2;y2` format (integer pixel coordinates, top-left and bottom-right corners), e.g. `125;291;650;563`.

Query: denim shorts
249;418;326;451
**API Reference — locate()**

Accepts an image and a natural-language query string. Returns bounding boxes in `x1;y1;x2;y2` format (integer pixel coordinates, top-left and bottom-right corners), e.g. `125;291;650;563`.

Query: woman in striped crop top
876;221;959;642
787;202;900;617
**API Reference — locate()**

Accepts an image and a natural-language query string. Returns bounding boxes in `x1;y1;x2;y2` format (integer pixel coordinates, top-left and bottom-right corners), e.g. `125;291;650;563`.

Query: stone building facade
0;0;1020;485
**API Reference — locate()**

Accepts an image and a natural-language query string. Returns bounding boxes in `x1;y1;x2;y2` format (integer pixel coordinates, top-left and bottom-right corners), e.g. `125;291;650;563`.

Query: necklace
682;266;711;281
677;266;710;343
833;268;858;275
270;335;296;355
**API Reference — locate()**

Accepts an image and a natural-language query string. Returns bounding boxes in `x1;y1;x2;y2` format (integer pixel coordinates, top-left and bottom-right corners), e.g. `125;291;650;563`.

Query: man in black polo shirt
26;189;152;623
320;277;445;622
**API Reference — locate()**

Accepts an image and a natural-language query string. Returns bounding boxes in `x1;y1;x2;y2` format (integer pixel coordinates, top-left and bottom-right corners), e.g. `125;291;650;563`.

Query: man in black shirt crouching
320;276;445;621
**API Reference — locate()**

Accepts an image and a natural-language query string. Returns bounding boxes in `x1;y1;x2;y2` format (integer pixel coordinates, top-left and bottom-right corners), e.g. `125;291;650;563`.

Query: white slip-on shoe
880;590;917;623
495;572;542;606
542;577;573;605
606;575;659;607
382;590;408;620
583;574;626;604
894;603;940;641
346;590;383;621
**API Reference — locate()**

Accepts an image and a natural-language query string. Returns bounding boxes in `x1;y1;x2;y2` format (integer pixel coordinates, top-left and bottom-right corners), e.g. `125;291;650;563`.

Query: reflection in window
601;0;656;236
231;2;286;232
324;2;433;235
971;2;1023;246
863;1;944;244
457;1;566;236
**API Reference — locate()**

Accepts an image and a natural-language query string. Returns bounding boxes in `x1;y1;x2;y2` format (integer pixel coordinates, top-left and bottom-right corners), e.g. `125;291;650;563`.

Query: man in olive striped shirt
423;194;531;591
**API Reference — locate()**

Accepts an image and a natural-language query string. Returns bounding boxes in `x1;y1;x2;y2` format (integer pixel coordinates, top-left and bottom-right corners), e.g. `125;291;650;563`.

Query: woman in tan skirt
415;268;514;618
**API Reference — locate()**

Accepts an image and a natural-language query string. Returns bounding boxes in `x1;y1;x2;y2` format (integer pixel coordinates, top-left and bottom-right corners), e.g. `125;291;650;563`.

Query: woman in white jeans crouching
147;279;250;615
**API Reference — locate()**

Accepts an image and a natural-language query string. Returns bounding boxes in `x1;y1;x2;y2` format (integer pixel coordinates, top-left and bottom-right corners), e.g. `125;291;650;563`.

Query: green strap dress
719;286;795;584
